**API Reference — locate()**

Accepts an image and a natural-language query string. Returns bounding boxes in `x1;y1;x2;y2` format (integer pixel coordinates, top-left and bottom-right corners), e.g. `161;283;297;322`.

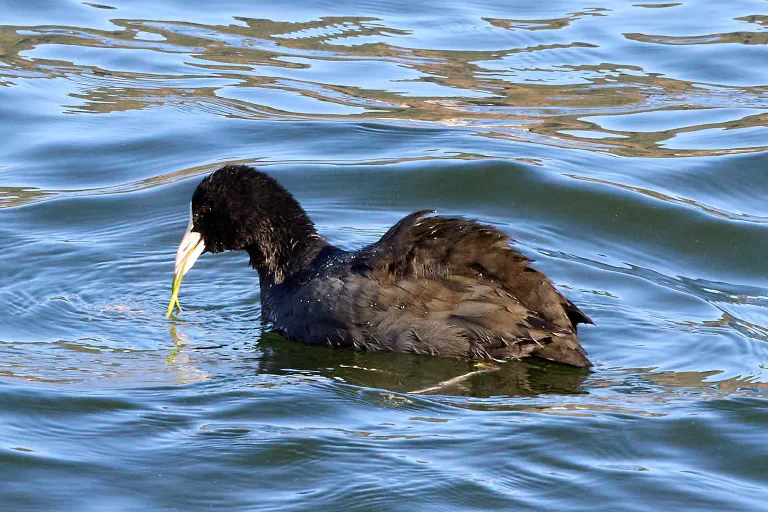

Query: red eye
201;206;211;214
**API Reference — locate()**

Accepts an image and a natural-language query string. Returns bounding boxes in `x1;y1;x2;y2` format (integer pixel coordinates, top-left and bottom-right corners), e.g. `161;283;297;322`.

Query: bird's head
169;165;321;315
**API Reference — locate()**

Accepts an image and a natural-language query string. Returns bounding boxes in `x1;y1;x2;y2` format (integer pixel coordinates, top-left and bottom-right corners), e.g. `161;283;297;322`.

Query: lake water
1;0;767;510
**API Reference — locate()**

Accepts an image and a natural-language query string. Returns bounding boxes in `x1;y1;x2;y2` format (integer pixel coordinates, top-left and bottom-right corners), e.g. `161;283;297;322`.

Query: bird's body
169;165;593;367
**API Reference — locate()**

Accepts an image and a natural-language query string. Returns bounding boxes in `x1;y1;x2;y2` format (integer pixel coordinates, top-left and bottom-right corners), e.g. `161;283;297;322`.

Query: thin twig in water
410;365;500;394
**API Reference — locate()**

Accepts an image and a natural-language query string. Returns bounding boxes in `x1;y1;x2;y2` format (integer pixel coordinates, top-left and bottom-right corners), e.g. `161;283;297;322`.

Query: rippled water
1;0;767;509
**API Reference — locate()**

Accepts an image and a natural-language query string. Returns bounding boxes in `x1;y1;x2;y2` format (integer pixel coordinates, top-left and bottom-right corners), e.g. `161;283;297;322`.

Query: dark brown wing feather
343;211;592;367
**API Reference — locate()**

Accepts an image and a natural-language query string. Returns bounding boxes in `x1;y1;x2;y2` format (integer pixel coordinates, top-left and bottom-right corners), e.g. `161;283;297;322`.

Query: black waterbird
169;165;593;367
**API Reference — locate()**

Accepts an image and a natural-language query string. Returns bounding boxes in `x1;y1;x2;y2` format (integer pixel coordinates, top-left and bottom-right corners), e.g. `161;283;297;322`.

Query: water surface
1;0;767;510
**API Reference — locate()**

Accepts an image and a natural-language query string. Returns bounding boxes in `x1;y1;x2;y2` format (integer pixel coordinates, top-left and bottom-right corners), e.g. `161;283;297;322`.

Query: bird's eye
201;206;211;214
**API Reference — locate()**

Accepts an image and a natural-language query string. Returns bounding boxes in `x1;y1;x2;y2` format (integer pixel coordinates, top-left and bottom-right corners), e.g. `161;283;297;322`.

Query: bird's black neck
244;203;326;286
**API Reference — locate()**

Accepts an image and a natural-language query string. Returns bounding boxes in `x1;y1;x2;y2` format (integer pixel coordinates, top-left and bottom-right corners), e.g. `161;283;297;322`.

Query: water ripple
1;1;767;509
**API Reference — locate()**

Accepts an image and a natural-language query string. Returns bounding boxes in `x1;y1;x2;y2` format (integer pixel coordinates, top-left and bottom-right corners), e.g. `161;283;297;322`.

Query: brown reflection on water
1;14;766;160
484;8;610;32
624;31;768;46
633;3;683;8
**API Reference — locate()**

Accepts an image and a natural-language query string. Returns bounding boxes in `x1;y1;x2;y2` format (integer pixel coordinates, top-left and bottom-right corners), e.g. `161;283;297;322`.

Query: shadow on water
253;333;592;398
158;308;768;402
166;326;591;398
167;326;768;402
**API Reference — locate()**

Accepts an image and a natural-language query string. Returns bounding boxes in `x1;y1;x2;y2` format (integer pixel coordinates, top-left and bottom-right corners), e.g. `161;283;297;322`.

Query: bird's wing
346;212;592;366
355;212;591;326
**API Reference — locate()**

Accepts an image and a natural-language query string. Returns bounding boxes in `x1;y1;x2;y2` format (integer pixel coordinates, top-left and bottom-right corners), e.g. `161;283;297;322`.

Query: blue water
1;0;767;510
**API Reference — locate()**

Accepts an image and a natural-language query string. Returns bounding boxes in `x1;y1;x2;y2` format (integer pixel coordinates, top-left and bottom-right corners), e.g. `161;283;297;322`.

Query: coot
169;165;593;367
